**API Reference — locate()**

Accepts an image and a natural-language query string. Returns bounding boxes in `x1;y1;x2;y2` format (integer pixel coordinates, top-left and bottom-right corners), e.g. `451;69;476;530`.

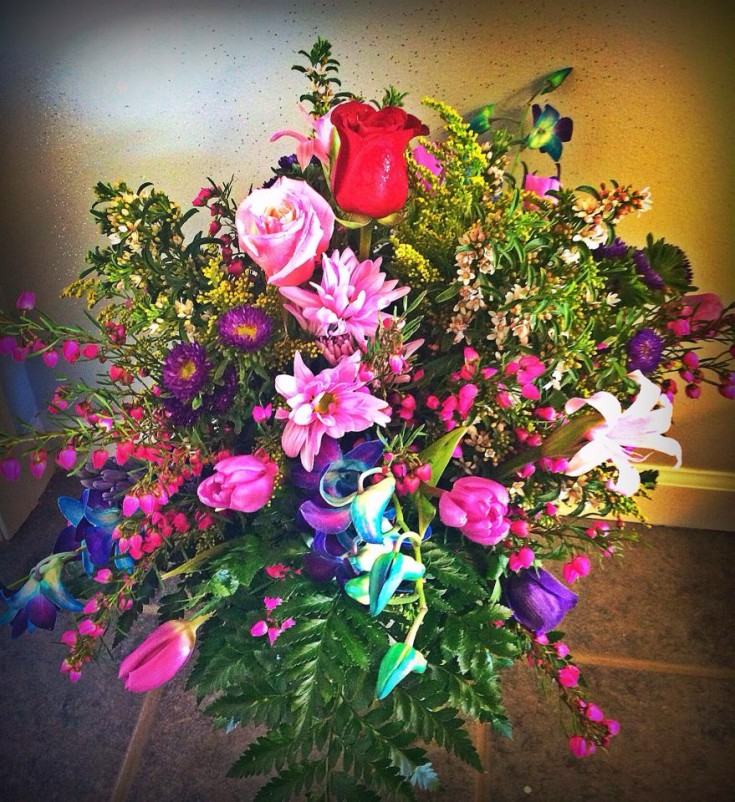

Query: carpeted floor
1;472;733;802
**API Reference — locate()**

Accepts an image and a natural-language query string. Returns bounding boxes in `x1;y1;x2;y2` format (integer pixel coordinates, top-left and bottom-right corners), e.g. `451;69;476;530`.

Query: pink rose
438;476;510;545
197;451;278;513
235;177;334;287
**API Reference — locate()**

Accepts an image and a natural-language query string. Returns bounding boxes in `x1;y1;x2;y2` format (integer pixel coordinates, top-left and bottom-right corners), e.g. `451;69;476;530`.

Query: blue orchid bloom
54;488;122;575
0;552;84;638
525;103;573;162
298;440;398;545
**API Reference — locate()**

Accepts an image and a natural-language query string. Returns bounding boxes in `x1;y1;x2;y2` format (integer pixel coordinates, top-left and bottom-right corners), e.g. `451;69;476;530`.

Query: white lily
564;370;682;496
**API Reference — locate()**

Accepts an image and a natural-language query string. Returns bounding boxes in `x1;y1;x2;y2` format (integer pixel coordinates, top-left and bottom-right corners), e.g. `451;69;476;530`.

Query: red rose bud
330;101;429;219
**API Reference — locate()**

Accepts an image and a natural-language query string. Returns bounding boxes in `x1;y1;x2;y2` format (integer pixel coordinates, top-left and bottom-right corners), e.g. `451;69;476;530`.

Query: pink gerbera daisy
274;351;391;470
279;248;410;349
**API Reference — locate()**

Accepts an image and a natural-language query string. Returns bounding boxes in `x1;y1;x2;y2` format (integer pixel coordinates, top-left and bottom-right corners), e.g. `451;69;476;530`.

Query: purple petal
300;501;352;534
312;530;353;557
503;568;577;633
10;608;28;638
77;520;113;566
303;552;339;581
26;594;58;630
290;436;342;491
554;116;573;142
54;524;81;553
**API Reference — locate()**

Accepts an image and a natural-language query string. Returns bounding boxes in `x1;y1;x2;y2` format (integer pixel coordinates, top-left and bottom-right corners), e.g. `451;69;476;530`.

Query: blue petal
351;477;396;544
320;441;384;505
86;506;120;532
540;136;562;162
376;643;428;700
58;497;87;527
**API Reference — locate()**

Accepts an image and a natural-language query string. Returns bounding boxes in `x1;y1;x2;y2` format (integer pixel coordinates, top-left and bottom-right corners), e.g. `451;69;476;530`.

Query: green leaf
417;426;469;487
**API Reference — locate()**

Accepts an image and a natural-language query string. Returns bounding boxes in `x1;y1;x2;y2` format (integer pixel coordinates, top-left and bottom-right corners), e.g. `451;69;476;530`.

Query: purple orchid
55;488;131;574
525;104;573;162
1;553;84;638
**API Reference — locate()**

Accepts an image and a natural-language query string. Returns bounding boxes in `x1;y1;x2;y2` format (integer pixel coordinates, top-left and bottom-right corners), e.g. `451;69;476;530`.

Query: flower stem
159;542;230;581
358;221;374;260
404;536;428;648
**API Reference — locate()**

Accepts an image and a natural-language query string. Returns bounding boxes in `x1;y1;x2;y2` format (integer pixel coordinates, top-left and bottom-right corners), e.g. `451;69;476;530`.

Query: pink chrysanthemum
279;248;410;349
274;351;391;470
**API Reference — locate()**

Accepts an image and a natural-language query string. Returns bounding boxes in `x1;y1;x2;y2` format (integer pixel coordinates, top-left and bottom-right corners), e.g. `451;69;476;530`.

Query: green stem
492;445;542;482
404;536;428;648
358;222;374;261
159;542;230;581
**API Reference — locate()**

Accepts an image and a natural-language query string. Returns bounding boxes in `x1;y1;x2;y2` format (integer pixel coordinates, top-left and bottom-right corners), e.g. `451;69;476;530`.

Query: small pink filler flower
119;616;208;693
275;351;391;471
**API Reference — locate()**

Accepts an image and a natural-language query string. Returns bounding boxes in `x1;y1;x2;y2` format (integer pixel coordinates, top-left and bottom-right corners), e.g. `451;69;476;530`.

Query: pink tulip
439;476;510;546
197;451;278;513
119;617;208;692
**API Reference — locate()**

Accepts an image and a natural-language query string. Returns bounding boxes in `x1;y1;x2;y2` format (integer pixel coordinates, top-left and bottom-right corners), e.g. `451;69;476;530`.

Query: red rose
330;101;429;219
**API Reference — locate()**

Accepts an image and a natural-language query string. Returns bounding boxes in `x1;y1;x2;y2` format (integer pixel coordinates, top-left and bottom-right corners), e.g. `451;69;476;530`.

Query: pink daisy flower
274;351;391;470
279;248;410;350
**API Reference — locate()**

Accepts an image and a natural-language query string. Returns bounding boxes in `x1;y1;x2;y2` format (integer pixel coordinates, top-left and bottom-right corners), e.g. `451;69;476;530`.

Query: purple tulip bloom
502;567;578;634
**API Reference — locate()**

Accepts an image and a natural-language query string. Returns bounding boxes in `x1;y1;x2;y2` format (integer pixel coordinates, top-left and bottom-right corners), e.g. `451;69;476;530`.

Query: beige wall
1;0;733;529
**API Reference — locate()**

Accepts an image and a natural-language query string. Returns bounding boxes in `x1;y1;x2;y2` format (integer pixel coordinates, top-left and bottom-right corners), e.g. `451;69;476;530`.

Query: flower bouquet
1;38;733;800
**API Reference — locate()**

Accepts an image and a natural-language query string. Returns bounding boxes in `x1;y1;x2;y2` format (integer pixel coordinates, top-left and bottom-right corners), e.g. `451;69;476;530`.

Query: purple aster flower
203;365;238;414
632;249;665;290
593;237;628;261
162;396;201;427
627;328;664;374
162;342;211;401
217;306;272;352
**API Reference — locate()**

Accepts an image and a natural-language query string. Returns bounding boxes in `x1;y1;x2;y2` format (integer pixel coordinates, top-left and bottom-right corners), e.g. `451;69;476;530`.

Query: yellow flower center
235;324;258;338
178;360;197;380
314;391;338;415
